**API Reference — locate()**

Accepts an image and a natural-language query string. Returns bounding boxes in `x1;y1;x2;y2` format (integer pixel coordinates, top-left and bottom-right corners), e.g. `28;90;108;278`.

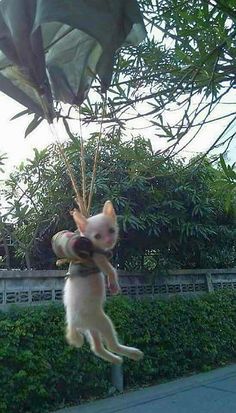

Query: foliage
1;291;236;412
0;305;110;413
2;146;68;268
0;152;7;175
75;0;236;158
16;0;236;158
2;137;236;270
217;155;236;211
0;153;11;269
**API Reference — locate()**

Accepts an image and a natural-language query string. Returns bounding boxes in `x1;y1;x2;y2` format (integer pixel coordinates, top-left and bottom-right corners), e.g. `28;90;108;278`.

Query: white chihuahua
64;201;143;364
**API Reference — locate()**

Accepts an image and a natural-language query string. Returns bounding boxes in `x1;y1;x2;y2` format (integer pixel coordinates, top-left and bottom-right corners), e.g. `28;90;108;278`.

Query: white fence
0;268;236;310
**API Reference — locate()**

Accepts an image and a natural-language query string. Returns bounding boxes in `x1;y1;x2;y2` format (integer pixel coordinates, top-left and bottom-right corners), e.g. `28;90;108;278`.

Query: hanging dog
52;201;144;364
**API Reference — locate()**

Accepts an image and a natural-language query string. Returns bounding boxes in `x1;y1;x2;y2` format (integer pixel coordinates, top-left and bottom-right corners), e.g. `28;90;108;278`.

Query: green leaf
24;116;43;138
220;154;227;174
10;109;30;121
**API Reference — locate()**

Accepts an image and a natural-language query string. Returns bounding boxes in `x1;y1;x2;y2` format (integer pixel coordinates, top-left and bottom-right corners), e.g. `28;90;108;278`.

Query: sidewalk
54;363;236;413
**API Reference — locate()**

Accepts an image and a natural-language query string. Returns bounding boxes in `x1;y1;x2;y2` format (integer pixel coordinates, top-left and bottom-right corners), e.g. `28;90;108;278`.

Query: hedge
1;290;236;412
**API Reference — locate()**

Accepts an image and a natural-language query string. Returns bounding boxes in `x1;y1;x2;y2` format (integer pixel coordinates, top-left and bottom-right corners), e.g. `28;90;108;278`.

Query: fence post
205;272;214;292
111;365;124;392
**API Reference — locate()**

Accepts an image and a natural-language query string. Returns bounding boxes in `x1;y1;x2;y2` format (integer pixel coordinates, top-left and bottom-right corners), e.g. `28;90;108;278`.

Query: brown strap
56;249;112;267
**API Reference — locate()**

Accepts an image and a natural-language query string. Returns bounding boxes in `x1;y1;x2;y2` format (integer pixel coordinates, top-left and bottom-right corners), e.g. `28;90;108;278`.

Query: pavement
54;363;236;413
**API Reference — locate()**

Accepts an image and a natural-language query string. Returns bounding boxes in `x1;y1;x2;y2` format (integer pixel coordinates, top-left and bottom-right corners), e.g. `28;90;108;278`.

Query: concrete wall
1;268;236;310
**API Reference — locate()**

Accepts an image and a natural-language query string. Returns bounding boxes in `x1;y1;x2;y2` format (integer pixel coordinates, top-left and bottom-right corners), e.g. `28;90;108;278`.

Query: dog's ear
70;209;87;233
103;201;116;222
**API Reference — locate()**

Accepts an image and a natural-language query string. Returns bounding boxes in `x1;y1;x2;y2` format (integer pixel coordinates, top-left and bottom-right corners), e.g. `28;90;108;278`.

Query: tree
2;137;235;270
2;147;66;268
12;1;236;161
217;155;236;211
76;0;236;159
0;152;12;269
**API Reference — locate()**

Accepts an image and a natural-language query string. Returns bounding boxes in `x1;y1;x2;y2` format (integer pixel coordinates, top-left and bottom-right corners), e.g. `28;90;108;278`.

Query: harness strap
65;262;100;279
56;249;112;267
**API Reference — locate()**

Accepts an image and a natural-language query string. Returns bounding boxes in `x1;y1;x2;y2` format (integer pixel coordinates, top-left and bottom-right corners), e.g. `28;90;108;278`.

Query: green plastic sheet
0;0;146;120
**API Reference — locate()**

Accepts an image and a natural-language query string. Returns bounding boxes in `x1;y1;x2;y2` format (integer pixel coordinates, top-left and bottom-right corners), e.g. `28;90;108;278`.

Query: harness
66;262;99;279
51;230;112;279
66;250;112;279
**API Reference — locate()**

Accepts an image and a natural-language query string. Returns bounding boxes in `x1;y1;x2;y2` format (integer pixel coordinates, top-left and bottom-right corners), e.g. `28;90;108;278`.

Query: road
54;363;236;413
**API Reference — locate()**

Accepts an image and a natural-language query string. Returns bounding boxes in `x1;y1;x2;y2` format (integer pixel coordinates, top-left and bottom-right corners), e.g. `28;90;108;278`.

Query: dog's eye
94;233;102;240
109;228;115;234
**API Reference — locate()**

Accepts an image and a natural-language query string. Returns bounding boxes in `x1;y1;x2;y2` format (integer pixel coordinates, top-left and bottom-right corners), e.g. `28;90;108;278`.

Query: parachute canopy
0;0;146;121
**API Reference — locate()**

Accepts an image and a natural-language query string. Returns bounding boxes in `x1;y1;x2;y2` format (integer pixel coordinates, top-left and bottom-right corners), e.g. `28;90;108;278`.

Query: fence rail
0;268;236;310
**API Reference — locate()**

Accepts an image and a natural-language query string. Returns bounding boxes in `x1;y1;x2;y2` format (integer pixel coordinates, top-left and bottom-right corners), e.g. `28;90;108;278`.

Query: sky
0;17;235;177
0;88;235;180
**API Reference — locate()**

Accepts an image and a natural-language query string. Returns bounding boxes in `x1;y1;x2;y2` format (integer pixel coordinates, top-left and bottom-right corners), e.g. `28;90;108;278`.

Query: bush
1;291;236;412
